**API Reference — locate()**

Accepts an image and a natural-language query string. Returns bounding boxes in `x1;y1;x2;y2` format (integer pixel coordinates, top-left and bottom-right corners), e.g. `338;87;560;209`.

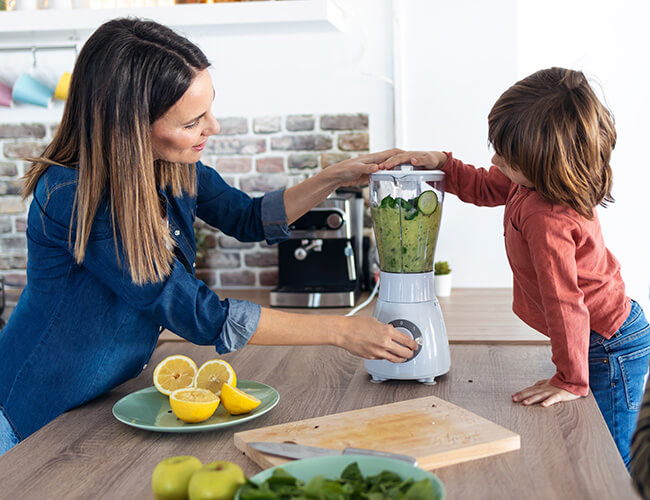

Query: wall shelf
0;0;353;123
0;0;349;39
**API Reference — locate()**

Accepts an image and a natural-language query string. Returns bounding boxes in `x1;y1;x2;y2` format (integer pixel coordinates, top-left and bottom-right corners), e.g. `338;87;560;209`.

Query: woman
0;18;417;455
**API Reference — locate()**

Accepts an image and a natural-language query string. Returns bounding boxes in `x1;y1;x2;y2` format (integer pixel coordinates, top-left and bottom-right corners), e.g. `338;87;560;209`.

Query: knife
248;442;418;466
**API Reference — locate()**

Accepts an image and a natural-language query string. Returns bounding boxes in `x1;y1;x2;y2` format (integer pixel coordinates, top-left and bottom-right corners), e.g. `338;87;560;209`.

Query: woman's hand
323;148;405;187
378;150;448;171
334;316;419;363
511;379;582;407
283;148;404;224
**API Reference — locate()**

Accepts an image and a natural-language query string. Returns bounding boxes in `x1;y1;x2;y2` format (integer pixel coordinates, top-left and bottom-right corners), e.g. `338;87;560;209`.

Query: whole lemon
152;455;203;500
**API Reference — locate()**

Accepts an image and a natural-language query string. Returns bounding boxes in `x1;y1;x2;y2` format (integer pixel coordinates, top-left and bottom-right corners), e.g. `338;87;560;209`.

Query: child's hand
378;151;447;170
511;379;582;407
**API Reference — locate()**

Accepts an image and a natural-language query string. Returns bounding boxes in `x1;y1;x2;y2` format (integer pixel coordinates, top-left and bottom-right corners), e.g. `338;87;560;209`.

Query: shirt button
142;364;148;370
193;262;196;268
174;230;180;236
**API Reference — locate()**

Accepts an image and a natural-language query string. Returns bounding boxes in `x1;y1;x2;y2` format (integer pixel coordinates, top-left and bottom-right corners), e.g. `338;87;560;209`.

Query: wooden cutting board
234;395;520;471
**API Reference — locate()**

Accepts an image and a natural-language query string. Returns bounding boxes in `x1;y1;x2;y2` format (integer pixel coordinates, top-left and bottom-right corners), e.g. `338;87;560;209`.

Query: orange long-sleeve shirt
442;153;631;396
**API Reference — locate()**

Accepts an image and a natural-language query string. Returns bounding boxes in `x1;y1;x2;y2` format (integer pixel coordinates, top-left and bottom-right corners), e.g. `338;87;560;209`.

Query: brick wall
0;113;369;306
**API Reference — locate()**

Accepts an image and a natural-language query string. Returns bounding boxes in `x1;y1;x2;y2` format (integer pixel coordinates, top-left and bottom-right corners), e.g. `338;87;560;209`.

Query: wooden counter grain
159;287;548;344
0;342;636;499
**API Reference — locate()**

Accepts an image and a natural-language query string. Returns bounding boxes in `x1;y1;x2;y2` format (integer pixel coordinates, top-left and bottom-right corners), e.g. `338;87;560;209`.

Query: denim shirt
0;161;289;440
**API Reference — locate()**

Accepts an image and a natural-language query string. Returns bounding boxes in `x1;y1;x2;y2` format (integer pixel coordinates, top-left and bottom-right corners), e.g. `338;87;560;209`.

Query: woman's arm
283;149;402;224
249;307;419;363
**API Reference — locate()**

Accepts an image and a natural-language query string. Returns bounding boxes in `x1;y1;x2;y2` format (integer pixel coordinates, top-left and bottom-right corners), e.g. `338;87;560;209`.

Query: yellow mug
54;72;71;101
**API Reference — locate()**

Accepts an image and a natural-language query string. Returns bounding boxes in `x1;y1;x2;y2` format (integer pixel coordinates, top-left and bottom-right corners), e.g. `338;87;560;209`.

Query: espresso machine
270;189;364;308
364;166;450;384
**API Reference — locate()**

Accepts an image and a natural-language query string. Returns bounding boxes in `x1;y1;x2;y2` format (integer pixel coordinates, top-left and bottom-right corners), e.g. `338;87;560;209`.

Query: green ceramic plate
235;455;445;499
112;380;279;433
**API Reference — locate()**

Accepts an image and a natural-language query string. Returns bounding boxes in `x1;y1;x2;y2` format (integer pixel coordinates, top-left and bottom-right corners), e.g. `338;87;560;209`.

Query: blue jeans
0;408;19;456
589;299;650;467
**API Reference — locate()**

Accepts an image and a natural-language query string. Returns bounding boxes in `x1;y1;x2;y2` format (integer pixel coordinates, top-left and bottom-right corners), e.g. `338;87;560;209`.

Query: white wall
395;0;650;311
393;0;517;287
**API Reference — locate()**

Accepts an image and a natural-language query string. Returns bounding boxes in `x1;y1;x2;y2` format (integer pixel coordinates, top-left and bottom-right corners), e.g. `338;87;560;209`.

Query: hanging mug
54;71;71;100
12;73;53;108
0;81;12;107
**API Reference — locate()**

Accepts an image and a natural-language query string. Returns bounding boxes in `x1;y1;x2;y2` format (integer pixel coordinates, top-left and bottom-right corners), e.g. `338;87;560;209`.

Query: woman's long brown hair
488;67;616;219
23;19;209;284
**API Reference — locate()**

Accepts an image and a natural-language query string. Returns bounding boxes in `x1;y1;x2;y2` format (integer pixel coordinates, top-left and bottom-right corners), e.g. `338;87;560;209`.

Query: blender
364;165;450;384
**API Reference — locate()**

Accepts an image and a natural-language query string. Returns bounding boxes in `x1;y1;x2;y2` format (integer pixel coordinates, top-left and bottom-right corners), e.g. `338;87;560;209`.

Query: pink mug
0;81;11;107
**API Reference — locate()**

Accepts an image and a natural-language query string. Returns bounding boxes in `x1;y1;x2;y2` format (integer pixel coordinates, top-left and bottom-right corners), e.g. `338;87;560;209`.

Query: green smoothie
371;192;442;273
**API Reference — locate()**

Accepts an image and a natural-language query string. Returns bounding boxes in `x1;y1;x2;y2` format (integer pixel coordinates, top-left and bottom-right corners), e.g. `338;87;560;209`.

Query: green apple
152;455;203;500
188;461;246;500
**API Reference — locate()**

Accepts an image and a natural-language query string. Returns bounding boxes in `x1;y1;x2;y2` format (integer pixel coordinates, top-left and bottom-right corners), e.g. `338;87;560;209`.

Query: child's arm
517;210;591;401
380;151;513;207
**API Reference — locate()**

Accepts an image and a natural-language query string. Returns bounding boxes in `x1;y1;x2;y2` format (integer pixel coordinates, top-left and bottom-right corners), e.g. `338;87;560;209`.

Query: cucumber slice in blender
417;191;438;215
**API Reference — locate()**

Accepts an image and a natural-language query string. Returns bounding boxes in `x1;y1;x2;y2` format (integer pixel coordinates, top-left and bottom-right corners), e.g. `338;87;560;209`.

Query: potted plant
434;260;452;297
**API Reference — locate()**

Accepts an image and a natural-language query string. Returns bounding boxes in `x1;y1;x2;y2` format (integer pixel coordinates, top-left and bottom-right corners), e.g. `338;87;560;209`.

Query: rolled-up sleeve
260;188;290;244
216;299;261;353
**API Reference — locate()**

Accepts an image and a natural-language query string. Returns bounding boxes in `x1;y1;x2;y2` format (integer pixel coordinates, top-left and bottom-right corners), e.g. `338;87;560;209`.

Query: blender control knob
389;319;423;361
326;212;343;229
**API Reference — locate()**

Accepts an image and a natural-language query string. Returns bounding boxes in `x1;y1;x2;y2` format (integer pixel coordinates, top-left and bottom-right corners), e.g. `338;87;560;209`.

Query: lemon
194;359;236;396
153;355;198;396
220;383;261;415
169;388;220;423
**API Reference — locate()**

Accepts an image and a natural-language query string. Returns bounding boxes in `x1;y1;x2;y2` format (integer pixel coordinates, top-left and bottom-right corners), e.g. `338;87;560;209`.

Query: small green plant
434;261;451;276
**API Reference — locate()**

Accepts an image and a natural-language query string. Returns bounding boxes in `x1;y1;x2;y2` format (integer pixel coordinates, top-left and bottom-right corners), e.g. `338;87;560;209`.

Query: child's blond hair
488;67;616;219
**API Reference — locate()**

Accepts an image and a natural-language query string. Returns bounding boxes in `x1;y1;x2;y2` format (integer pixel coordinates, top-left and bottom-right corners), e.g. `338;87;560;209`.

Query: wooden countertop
160;287;548;344
0;342;635;499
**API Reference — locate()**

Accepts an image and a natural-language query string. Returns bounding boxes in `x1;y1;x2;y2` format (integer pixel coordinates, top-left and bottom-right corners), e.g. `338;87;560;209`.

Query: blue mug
13;73;53;108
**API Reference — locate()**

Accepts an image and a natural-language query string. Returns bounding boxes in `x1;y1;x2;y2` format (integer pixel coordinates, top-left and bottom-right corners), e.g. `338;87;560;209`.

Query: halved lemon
169;388;220;423
153;355;198;396
220;382;261;415
194;359;236;396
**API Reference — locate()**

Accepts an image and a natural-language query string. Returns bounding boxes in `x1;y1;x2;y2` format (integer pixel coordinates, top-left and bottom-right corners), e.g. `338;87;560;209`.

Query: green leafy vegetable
237;462;440;500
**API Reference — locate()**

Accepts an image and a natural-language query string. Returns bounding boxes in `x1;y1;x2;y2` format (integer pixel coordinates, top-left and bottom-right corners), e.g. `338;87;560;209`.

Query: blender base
369;374;437;385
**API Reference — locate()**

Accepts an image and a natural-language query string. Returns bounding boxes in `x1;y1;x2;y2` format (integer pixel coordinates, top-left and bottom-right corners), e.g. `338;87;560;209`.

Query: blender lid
371;164;445;180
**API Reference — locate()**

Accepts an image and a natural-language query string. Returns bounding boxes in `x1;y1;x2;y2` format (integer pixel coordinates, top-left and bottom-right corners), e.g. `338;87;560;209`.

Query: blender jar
370;166;444;273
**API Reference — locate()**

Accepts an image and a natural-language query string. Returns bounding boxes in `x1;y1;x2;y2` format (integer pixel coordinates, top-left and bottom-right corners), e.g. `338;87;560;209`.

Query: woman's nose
205;113;220;136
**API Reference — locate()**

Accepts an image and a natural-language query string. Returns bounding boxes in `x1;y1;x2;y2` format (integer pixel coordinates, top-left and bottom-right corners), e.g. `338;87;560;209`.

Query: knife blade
248;442;418;466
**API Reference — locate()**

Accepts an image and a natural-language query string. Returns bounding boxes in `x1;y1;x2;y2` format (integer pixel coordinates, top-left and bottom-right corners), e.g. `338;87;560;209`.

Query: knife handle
342;447;418;466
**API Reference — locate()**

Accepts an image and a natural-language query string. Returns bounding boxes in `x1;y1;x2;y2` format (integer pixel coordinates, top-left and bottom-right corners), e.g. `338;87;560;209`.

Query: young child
380;67;650;467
